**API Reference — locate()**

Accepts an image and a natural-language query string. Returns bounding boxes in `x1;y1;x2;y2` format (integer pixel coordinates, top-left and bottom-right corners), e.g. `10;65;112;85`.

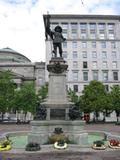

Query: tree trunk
117;116;119;122
1;112;4;121
102;112;106;122
116;111;119;122
95;111;99;122
24;112;27;121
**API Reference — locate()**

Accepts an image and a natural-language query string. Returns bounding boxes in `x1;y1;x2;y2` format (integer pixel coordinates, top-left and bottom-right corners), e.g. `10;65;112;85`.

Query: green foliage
100;92;113;121
0;70;15;117
93;140;104;147
38;82;48;102
68;88;80;106
14;82;38;114
80;81;106;120
110;85;120;122
25;142;41;151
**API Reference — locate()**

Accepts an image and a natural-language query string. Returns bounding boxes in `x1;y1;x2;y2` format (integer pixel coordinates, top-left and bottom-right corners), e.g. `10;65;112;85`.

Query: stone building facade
0;47;45;91
43;14;120;121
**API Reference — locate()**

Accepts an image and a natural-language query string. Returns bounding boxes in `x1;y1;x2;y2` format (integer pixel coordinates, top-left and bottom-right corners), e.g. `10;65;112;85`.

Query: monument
28;14;87;145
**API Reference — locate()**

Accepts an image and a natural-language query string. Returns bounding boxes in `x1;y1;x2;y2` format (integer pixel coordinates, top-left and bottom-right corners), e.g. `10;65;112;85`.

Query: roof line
0;47;31;62
43;14;120;20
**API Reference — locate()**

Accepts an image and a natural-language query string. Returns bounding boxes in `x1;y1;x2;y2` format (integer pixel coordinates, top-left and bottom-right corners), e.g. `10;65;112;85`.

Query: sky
0;0;120;62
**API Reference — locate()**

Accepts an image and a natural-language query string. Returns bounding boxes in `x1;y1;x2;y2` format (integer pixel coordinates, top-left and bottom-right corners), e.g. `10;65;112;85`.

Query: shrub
25;142;41;151
48;133;69;144
109;139;120;146
93;140;104;147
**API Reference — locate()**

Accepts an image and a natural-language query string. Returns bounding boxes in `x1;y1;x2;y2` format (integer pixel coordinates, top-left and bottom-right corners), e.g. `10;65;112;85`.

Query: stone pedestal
28;57;87;145
43;57;73;120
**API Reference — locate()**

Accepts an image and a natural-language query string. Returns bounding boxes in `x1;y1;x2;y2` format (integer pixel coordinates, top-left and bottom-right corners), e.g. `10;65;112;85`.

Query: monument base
28;120;88;145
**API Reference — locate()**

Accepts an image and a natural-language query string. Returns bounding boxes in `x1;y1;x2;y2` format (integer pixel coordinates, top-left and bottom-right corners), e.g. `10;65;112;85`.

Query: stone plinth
28;120;88;145
42;57;73;120
46;57;69;104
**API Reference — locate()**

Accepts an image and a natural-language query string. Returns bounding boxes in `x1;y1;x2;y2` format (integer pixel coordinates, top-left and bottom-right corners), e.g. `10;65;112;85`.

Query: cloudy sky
0;0;120;62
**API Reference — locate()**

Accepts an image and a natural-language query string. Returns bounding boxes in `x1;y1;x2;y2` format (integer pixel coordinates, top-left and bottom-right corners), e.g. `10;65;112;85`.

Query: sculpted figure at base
45;14;66;57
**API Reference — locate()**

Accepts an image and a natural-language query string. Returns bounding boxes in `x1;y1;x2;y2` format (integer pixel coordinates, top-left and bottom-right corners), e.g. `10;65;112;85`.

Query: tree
80;80;106;121
14;82;38;120
38;82;48;102
110;85;120;122
0;70;15;120
68;88;80;106
100;92;113;122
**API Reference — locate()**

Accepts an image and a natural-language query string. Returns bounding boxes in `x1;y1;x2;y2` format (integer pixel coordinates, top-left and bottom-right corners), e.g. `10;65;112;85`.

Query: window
108;23;115;30
99;31;105;39
102;71;108;81
83;61;87;68
62;23;68;30
112;51;117;59
81;31;87;39
111;42;116;48
92;51;97;58
102;51;107;59
73;85;78;92
108;31;115;39
73;51;78;58
63;41;67;48
81;41;87;48
82;51;87;58
80;23;87;30
90;31;96;39
51;23;59;30
62;51;67;59
92;42;96;48
73;71;78;81
61;23;68;38
72;41;77;48
113;72;118;80
73;61;78;68
112;61;117;69
71;23;78;38
93;71;98;80
92;61;97;69
83;72;88;81
90;23;96;30
98;23;105;30
102;61;107;68
101;41;106;48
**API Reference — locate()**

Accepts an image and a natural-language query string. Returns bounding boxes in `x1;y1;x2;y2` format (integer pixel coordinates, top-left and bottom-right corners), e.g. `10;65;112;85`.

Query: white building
43;14;120;95
43;14;120;121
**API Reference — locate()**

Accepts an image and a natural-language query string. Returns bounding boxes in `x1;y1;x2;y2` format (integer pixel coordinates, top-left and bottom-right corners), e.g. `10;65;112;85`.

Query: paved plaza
0;123;120;160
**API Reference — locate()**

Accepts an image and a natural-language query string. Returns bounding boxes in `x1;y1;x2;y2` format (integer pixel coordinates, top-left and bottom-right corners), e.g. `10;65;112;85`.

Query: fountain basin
0;131;109;149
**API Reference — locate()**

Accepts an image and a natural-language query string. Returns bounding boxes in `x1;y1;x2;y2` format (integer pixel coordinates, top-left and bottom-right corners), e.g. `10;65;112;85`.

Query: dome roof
0;47;31;63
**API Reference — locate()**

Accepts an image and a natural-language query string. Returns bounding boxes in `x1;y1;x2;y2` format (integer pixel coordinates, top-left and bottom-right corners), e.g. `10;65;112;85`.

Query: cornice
43;14;120;21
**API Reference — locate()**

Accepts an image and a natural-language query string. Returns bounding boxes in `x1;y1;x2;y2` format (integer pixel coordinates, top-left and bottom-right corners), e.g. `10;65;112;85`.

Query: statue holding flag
45;14;66;58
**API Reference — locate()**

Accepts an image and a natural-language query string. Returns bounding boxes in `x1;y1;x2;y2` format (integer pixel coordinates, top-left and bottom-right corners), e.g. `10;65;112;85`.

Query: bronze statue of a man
45;14;66;58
